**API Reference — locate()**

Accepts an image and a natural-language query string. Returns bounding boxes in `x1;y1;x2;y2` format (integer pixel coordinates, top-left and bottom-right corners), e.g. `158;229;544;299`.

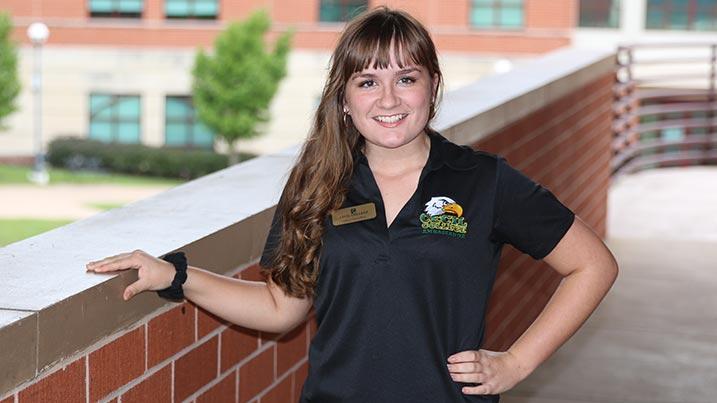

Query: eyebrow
352;67;422;80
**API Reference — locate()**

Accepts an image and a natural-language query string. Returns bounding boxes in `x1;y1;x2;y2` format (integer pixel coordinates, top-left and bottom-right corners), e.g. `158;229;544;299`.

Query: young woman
88;7;618;402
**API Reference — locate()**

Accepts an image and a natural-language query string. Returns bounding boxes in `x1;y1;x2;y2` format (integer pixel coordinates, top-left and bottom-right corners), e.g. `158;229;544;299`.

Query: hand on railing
86;250;175;300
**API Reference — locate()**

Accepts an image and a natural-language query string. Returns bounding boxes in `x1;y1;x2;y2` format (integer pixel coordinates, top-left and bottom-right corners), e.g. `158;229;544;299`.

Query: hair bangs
342;15;429;77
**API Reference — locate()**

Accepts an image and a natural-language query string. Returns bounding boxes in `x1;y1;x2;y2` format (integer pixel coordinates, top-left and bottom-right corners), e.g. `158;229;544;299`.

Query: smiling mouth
373;114;408;124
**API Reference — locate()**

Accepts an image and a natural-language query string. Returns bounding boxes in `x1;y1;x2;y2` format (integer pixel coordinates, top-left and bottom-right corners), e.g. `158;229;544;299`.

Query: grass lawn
87;202;125;211
0;219;75;247
0;164;183;186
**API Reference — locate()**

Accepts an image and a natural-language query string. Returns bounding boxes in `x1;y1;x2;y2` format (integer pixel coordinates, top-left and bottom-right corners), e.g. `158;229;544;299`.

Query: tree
0;13;20;130
192;10;291;165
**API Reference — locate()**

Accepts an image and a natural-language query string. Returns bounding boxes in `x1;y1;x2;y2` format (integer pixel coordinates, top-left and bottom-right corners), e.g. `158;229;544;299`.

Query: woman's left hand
446;349;526;395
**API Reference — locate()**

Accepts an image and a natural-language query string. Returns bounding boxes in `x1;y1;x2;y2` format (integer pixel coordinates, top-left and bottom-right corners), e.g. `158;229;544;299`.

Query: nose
377;85;400;109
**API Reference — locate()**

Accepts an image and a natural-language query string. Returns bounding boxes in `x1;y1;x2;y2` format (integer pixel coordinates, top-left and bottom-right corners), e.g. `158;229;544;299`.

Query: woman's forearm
508;218;618;378
87;250;311;334
183;267;311;333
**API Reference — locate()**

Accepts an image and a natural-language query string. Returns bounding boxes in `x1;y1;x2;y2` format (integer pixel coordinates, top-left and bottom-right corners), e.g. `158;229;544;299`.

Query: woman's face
344;54;436;153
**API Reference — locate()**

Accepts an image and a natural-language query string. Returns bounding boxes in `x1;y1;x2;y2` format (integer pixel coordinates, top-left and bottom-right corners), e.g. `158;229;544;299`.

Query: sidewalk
503;166;717;403
0;184;173;219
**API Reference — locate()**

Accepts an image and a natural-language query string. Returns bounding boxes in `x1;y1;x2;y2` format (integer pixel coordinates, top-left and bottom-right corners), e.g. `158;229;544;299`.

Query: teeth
375;114;407;123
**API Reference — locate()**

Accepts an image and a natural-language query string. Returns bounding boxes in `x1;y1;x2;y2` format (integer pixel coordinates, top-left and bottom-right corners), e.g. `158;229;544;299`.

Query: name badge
331;203;377;226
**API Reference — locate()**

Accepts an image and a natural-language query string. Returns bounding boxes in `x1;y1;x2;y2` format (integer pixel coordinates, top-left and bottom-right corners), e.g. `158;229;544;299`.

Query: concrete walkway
0;184;173;219
503;167;717;403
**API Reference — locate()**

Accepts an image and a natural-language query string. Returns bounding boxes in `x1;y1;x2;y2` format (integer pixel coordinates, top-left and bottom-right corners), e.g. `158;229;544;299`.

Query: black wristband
157;252;188;301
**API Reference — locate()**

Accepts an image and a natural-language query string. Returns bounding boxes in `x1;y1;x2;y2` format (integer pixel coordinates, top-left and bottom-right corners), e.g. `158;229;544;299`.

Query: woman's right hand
86;250;175;301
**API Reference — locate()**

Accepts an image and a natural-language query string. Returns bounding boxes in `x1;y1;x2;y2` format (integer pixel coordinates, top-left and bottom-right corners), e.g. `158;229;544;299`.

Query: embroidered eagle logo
424;196;463;217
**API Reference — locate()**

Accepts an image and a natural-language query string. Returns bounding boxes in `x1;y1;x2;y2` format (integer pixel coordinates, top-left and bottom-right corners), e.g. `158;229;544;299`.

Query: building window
319;0;367;22
165;96;214;148
165;0;219;19
89;94;141;143
646;0;717;31
88;0;143;18
471;0;524;29
579;0;620;28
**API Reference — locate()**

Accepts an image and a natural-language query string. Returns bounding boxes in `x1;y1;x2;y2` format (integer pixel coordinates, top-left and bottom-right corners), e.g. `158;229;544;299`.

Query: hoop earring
343;109;350;127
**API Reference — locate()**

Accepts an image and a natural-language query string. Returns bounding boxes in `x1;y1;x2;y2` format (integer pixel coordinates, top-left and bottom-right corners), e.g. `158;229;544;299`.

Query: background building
1;0;714;158
0;0;574;158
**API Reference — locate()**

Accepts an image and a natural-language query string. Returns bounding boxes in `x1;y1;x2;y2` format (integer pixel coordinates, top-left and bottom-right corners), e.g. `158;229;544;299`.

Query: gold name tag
331;203;377;226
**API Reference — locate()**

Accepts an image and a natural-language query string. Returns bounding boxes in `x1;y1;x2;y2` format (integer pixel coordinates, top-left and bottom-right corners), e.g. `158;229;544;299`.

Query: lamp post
27;22;49;184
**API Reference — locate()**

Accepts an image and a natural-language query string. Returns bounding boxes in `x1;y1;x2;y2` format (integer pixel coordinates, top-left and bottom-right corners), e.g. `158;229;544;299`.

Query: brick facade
2;264;312;403
477;73;614;350
3;0;575;54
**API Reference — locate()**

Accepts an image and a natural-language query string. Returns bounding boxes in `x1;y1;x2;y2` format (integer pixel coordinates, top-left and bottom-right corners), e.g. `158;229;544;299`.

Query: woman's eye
359;80;376;88
398;77;416;85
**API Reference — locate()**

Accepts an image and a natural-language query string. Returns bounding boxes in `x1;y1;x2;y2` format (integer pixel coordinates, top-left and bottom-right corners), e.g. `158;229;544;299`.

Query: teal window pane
89;0;113;12
166;98;190;117
579;0;620;28
119;0;143;13
117;122;140;143
165;123;188;146
662;128;684;142
89;122;112;142
694;1;715;31
473;0;494;4
503;0;523;5
471;7;494;27
95;107;113;120
646;10;663;29
195;0;218;16
89;94;141;143
165;96;214;148
193;123;214;147
320;5;341;22
319;1;366;22
500;8;523;27
646;0;717;31
669;13;689;29
118;97;140;118
693;20;714;31
90;94;110;114
166;0;190;16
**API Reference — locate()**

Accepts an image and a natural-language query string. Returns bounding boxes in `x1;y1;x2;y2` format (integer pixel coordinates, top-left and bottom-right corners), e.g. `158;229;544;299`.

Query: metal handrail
612;43;717;175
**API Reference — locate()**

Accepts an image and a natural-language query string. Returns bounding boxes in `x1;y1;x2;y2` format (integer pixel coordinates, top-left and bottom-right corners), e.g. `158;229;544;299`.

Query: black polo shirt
261;132;575;402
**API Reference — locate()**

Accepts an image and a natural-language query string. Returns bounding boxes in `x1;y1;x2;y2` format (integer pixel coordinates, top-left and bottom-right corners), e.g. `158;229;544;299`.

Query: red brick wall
145;0;164;21
526;0;576;29
476;72;614;351
2;264;312;403
2;0;573;54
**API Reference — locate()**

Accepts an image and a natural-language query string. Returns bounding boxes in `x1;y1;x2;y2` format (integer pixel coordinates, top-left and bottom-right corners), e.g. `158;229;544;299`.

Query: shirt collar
427;130;482;172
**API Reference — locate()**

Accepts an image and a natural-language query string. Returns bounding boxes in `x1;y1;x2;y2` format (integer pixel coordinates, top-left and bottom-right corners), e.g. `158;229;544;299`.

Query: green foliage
46;137;254;180
0;219;74;247
192;10;291;164
0;13;21;129
86;202;125;211
0;163;182;185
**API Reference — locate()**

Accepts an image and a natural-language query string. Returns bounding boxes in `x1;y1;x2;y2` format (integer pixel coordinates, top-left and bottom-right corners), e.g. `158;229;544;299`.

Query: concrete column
622;0;646;41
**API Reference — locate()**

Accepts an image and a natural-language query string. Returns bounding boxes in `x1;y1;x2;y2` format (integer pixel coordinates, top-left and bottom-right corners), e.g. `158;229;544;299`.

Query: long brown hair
265;7;444;298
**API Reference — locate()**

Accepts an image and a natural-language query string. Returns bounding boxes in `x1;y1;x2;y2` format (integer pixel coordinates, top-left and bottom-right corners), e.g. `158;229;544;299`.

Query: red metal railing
612;43;717;175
